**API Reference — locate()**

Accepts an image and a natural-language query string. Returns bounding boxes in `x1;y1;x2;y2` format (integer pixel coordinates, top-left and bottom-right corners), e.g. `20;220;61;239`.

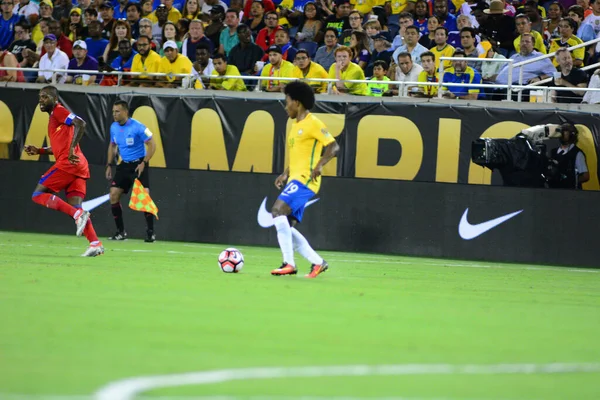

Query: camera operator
548;123;589;189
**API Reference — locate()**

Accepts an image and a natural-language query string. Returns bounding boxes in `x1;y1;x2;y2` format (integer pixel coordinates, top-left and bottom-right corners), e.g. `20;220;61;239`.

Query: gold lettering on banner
0;101;15;159
436;118;461;183
467;122;530;185
283;113;345;176
131;106;166;168
575;124;599;190
232;111;274;173
20;108;55;162
189;108;229;170
355;115;423;180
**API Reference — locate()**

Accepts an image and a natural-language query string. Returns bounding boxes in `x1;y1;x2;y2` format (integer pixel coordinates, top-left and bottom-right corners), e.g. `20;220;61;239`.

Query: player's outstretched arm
311;141;340;181
68;117;87;164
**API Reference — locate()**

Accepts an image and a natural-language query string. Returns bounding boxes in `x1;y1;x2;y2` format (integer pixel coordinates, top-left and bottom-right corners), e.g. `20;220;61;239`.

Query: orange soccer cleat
271;263;298;276
305;261;329;278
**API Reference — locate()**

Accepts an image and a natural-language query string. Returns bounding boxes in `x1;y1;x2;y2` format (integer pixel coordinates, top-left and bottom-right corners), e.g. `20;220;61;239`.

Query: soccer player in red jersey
24;86;104;257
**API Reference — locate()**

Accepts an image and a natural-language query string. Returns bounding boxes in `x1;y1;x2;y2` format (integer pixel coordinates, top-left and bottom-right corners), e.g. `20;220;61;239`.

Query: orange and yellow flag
128;179;159;219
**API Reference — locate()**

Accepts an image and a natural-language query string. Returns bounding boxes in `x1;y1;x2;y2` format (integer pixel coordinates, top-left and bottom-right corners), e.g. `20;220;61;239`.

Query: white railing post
506;60;513;101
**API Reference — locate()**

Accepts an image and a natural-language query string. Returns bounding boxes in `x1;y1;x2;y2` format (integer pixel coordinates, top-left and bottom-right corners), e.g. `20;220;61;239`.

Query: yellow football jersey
288;113;336;194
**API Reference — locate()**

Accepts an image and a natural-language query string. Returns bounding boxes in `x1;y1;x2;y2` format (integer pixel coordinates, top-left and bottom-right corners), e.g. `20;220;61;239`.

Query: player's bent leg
32;184;79;218
290;227;328;278
109;187;127;240
270;199;297;275
67;195;99;243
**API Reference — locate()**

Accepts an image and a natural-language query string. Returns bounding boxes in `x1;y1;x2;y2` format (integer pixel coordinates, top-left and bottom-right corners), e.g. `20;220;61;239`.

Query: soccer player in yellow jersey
270;81;340;278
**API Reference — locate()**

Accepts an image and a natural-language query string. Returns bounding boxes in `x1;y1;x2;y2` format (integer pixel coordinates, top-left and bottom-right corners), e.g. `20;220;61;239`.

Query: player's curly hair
284;81;315;110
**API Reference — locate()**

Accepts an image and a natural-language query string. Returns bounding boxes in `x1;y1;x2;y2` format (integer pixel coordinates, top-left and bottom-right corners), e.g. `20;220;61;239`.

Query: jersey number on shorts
282;182;299;196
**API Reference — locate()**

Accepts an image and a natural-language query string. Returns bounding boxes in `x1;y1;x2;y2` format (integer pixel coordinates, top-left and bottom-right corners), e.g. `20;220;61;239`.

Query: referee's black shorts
111;158;150;194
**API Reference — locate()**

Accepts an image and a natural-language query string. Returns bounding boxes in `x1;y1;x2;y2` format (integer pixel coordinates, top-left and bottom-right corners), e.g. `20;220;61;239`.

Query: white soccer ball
218;248;244;273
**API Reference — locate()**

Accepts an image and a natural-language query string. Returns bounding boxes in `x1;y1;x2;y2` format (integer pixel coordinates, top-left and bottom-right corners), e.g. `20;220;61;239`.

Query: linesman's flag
129;179;159;219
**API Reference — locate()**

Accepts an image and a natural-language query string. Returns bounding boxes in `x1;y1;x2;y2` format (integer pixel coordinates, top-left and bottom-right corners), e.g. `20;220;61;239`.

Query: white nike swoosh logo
458;208;523;240
257;197;319;228
82;194;110;211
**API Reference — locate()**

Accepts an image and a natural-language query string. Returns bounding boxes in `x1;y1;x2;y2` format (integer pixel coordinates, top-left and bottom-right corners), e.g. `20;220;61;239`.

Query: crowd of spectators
1;0;600;102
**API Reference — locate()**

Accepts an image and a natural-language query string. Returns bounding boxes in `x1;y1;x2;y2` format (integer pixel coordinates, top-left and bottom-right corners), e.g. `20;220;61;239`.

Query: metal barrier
2;59;600;103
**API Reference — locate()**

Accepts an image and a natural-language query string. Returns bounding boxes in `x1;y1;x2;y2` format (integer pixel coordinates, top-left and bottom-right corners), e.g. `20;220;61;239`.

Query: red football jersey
48;103;90;179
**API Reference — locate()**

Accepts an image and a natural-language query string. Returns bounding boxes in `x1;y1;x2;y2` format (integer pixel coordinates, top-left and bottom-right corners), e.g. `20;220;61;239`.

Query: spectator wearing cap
260;44;301;91
0;44;25;82
205;5;226;49
1;0;23;52
150;0;182;24
321;0;351;38
206;53;246;90
125;2;142;39
478;0;516;56
114;0;129;20
441;48;482;100
85;21;109;61
30;0;52;44
157;39;192;87
228;23;264;75
42;19;73;58
294;48;328;93
66;7;84;42
242;0;275;22
202;0;228;15
328;45;368;95
314;26;339;71
37;34;69;83
365;32;393;77
13;0;38;26
392;25;427;66
255;10;280;51
218;8;240;56
67;40;98;85
151;4;169;46
191;42;214;88
99;2;116;41
99;38;137;85
130;34;161;86
182;19;213;62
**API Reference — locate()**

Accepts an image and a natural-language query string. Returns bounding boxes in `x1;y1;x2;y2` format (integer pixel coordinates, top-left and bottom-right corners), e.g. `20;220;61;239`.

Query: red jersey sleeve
53;104;77;126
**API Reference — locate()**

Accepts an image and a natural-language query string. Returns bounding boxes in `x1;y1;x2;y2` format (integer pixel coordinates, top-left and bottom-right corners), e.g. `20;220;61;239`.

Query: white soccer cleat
75;210;90;236
81;243;104;257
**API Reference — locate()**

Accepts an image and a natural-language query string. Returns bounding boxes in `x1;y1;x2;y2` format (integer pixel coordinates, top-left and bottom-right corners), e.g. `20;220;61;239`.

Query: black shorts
111;158;150;194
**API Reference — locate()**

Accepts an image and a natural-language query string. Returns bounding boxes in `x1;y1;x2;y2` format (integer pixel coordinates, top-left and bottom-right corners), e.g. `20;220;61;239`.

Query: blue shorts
277;180;315;222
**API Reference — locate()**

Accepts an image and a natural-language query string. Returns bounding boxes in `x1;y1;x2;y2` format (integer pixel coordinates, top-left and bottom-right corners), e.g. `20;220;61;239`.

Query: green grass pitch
1;231;600;399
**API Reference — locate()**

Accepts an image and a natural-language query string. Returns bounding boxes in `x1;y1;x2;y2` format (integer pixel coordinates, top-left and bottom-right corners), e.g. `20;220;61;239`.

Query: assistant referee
105;100;157;242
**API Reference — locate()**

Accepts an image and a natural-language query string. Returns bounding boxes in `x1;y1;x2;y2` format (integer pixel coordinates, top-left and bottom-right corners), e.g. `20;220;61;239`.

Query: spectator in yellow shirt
209;53;247;91
429;26;454;71
514;14;547;54
294;48;328;93
328;45;368;95
415;51;439;97
157;40;193;87
130;35;162;86
260;44;301;92
149;0;182;24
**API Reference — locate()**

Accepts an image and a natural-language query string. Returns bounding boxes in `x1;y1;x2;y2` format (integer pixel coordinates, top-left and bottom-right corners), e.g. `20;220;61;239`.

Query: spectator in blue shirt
442;48;482;100
1;0;22;50
67;40;99;84
85;20;109;60
433;0;457;32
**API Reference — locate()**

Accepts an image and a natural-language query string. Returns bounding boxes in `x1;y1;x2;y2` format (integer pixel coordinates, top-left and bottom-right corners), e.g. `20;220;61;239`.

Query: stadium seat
297;41;319;58
0;101;14;159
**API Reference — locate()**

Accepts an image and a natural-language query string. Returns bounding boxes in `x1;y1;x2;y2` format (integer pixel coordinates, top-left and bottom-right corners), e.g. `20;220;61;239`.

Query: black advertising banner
1;87;600;189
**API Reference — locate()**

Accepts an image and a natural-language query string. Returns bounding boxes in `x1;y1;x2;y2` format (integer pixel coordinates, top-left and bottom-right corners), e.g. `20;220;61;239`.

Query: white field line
94;363;600;400
0;242;597;274
0;395;483;400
